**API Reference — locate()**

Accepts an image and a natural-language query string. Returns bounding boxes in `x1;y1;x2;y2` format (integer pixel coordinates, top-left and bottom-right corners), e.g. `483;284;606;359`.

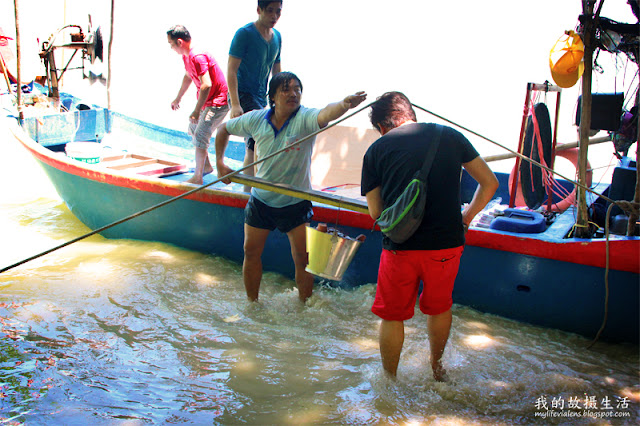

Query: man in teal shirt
228;1;283;192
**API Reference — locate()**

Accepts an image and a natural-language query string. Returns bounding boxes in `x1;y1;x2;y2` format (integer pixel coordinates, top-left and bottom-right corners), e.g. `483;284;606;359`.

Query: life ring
509;147;592;212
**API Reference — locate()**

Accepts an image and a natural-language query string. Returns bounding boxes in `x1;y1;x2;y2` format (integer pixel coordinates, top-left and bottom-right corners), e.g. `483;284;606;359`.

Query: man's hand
318;91;368;128
230;104;244;119
343;91;367;109
216;162;234;184
171;99;180;111
189;109;201;124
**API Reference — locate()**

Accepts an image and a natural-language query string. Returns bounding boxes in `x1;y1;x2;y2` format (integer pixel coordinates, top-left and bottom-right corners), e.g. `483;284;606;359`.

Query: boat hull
35;155;382;288
7;106;639;343
456;244;638;342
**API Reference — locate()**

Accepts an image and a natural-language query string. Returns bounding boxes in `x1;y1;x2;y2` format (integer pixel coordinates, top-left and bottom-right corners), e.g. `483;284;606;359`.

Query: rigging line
586;202;614;349
0;100;376;274
410;102;619;205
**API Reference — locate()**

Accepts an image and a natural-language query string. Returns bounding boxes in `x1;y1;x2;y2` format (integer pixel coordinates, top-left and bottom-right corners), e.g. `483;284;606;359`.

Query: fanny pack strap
417;123;443;180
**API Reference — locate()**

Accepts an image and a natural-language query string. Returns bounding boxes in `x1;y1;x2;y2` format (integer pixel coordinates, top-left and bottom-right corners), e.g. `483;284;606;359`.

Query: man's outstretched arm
317;91;367;128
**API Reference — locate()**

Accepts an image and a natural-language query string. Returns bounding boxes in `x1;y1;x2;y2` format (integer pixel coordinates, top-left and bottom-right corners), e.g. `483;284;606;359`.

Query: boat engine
39;22;104;98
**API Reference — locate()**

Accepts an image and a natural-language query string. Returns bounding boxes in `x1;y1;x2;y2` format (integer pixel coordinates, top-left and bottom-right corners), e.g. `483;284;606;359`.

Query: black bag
375;124;443;243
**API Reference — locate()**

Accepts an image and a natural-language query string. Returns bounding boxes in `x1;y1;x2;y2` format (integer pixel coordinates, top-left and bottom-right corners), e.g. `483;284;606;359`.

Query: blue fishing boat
2;1;639;343
3;88;638;344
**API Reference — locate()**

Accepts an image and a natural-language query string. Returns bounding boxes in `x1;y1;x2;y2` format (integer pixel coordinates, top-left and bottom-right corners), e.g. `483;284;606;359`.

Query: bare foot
432;362;449;382
185;176;203;185
203;165;213;176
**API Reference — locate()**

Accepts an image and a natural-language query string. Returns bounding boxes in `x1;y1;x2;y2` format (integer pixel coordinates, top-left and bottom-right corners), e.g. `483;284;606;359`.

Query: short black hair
369;91;417;132
167;25;191;42
258;1;282;9
268;72;302;109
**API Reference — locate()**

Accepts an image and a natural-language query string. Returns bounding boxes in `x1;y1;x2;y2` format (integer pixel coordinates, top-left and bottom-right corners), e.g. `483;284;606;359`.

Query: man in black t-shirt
361;91;498;381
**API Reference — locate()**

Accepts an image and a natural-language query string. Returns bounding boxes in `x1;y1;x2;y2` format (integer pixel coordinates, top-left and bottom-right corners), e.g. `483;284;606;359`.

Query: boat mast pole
107;0;113;109
508;83;533;208
629;88;640;236
575;0;602;238
13;0;22;122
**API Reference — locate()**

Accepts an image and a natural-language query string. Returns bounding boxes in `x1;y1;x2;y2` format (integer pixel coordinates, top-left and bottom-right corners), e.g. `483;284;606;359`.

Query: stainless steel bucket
305;226;362;281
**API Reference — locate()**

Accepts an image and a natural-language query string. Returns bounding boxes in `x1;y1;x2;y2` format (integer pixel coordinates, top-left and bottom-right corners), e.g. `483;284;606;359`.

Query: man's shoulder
246;108;271;125
230;24;261;55
227;108;268;132
391;122;461;141
235;23;257;37
365;124;424;155
363;135;387;160
290;106;320;125
297;105;319;116
188;49;213;61
239;108;269;121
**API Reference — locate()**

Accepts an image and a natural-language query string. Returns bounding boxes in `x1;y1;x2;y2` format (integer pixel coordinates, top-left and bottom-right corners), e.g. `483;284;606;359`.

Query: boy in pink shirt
167;25;229;184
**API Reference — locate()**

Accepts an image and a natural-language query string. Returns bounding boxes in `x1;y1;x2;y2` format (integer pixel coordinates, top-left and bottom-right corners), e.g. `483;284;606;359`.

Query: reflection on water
0;127;638;424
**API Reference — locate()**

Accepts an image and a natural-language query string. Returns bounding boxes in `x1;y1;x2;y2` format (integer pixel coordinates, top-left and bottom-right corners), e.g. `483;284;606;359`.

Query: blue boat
4;89;638;344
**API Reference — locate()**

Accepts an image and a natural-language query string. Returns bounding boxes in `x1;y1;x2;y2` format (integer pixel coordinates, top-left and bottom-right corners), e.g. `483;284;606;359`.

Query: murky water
0;126;638;425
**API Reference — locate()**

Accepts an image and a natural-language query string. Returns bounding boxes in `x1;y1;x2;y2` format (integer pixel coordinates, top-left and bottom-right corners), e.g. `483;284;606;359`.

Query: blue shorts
245;196;313;233
238;92;265;152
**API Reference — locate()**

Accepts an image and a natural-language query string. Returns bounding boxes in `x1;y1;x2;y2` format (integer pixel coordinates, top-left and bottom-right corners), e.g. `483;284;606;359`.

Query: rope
566;221;602;238
586;202;615;349
615;200;640;217
410;102;637;212
526;96;577;209
527;96;576;207
0;101;376;274
528;95;546;195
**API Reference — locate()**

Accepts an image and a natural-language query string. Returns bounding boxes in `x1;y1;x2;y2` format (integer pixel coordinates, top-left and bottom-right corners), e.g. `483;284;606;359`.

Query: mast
13;0;22;122
578;1;640;237
575;0;602;238
629;89;640;236
107;0;114;109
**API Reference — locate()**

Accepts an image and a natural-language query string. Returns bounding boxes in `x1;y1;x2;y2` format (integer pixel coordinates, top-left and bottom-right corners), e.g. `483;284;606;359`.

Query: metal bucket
305;226;362;281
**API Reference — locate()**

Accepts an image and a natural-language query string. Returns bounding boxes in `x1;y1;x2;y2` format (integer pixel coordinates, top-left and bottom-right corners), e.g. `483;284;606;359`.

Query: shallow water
1;126;638;425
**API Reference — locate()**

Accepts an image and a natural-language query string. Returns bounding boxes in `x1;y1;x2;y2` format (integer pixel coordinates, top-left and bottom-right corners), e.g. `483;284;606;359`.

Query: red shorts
371;246;464;321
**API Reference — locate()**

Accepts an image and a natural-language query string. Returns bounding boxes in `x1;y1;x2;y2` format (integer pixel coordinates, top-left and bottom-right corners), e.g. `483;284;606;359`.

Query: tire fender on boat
509;147;593;212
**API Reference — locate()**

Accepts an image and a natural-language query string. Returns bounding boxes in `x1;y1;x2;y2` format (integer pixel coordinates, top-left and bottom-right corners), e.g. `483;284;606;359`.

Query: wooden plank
108;158;160;170
230;174;370;214
483;135;611;163
101;153;188;177
135;163;187;176
101;153;150;168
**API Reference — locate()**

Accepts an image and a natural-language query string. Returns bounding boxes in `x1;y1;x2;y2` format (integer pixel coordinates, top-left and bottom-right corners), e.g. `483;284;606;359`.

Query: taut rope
0;101;376;274
411;102;640;217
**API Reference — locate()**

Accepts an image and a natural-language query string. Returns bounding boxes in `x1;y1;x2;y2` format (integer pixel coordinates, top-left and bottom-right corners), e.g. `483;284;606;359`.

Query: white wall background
2;0;637;176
